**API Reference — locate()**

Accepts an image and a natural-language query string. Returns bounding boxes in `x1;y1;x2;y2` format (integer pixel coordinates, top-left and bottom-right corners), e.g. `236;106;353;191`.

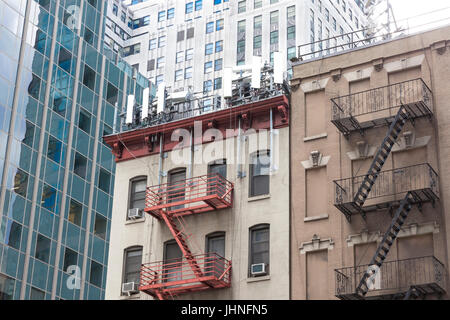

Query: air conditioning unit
128;208;144;220
250;263;267;276
122;282;139;295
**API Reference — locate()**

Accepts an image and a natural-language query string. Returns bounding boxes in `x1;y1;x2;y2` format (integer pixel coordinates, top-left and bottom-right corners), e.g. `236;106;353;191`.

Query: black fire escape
332;78;446;299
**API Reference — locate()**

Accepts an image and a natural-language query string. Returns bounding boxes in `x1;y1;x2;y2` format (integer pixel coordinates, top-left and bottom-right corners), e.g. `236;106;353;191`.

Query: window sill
120;293;141;300
304;214;329;222
248;194;271;202
247;275;270;283
125;217;146;225
303;132;328;142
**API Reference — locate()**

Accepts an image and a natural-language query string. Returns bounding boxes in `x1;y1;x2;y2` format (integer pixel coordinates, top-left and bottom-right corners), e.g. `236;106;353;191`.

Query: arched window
249;224;270;276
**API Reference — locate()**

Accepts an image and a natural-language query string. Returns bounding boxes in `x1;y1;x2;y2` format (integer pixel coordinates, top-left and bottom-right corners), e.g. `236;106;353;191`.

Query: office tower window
204;61;213;73
195;0;203;11
214;77;222;90
238;0;246;13
270;0;278;3
175;69;183;81
149;38;157;50
121;11;126;23
177;30;185;42
47;136;62;163
13;169;28;198
270;11;279;25
157;56;165;69
158;11;166;22
6;221;21;250
74;153;87;178
187;27;195;38
155;75;164;86
270;30;278;44
147;59;155;71
63;247;78;272
185;67;193;79
167;8;175;19
325;8;329;21
332;17;337;30
186;48;194;60
349;8;353;21
254;15;262;29
287;47;296;60
112;4;118;16
216;19;224;31
249;224;270;276
215;58;223;71
30;288;45;300
186;2;194;14
203;80;212;93
176;51;184;63
90;261;103;287
158;35;166;48
287;26;295;40
69;199;82;226
253;35;262;49
287;5;295;20
206;21;214;33
94;213;107;240
215;40;223;52
83;64;96;91
254;0;262;9
98;168;111;193
35;234;51;263
42;184;57;212
205;43;214;55
79;109;91;134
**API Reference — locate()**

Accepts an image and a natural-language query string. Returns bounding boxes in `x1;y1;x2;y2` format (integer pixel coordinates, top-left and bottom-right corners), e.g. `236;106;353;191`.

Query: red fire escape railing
139;253;232;299
140;173;234;299
145;173;234;218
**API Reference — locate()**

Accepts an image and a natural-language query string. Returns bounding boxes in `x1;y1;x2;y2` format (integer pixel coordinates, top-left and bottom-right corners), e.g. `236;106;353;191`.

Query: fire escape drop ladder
349;105;418;298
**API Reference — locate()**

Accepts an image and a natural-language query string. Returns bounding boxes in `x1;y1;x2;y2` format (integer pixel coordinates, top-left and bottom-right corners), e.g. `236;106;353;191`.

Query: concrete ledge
248;194;271;202
125;217;146;225
247;275;271;283
303;214;329;222
303;132;327;142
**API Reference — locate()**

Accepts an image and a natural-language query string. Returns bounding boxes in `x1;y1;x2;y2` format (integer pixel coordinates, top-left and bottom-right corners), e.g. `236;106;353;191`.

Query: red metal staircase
139;173;233;299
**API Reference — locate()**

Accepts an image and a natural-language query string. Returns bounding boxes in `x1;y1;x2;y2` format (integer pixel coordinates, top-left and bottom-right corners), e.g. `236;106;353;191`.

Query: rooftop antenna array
365;0;404;40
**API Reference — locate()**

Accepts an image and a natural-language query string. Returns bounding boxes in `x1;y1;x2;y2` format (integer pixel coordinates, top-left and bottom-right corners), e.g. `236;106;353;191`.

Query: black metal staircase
355;192;414;296
353;105;409;210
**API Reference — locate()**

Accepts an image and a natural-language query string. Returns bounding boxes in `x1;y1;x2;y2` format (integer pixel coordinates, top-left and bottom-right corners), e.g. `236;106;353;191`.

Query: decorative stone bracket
300;234;334;254
112;141;124;159
301;151;330;169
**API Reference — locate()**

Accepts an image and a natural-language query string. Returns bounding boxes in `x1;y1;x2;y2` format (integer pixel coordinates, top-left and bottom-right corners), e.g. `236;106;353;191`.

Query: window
106;82;118;105
186;49;194;61
123;246;143;286
129;177;146;211
13;169;28;198
158;36;166;48
78;109;91;134
238;0;246;13
203;80;212;93
205;43;214;55
186;2;193;14
238;20;245;33
214;77;222;90
35;234;51;263
204;61;212;73
94;213;107;239
157;56;165;69
177;30;184;42
287;26;295;40
215;58;223;71
149;38;157;50
6;221;21;250
287;47;296;60
216;19;224;31
163;241;182;283
98;169;111;193
254;15;262;29
332;17;336;30
74;153;87;178
195;0;203;10
206;21;214;33
147;59;155;71
185;67;193;79
187;27;195;39
167;8;175;19
270;30;278;45
270;11;279;25
69;199;82;226
0;274;14;300
30;287;45;300
158;11;165;22
249;150;270;197
215;40;223;53
205;232;225;276
254;0;262;9
41;184;56;212
63;247;78;272
82;64;95;90
253;35;262;50
287;5;295;19
90;260;103;287
155;75;163;86
175;69;183;81
325;8;329;21
249;224;270;276
47;136;62;163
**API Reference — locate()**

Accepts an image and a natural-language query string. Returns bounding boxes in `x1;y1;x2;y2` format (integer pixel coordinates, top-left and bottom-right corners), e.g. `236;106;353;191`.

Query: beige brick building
290;25;450;300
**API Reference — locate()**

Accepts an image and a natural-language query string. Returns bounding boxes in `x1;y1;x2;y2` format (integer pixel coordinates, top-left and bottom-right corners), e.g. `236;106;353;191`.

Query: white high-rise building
104;0;367;106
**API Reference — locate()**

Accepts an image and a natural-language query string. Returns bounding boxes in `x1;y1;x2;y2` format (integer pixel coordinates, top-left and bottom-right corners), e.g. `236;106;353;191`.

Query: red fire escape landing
139;173;233;300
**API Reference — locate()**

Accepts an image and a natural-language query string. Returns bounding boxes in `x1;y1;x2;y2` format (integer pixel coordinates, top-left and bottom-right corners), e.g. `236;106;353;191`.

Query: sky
385;0;450;33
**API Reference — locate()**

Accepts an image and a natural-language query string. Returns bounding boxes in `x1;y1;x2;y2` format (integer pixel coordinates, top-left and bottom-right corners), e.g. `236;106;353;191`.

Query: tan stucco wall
290;26;450;299
105;126;290;300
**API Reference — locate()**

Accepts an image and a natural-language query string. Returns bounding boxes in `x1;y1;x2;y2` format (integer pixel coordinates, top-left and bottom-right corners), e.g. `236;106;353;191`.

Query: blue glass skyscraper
0;0;149;299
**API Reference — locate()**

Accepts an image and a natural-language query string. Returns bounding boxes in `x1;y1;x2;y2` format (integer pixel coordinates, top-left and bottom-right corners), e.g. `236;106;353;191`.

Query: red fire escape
139;173;233;300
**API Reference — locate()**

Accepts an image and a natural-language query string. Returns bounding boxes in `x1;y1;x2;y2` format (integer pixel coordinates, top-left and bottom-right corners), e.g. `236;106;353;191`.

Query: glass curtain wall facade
0;0;149;299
